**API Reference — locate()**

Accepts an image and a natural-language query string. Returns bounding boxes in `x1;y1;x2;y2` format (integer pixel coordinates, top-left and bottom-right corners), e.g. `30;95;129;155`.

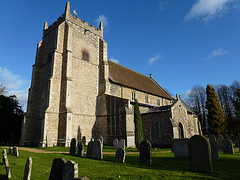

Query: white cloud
0;66;29;111
204;48;229;60
95;14;108;27
181;90;192;100
184;0;234;22
159;1;168;11
110;58;119;64
148;53;163;65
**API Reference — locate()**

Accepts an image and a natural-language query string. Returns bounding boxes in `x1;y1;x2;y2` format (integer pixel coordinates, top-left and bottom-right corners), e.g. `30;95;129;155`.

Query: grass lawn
0;146;239;179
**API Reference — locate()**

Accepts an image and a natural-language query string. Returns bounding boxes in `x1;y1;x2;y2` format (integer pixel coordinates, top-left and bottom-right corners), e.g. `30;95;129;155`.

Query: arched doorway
178;122;184;139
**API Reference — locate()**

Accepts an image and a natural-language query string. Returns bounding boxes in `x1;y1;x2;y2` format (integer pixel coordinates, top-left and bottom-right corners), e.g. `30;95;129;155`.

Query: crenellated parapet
43;1;103;38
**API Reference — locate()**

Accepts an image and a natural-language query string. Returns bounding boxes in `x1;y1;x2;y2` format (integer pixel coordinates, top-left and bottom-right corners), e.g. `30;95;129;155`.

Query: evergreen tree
133;99;143;149
206;84;227;135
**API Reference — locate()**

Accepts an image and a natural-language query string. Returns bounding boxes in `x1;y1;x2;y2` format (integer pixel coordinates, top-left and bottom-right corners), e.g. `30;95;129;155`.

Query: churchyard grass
0;146;239;179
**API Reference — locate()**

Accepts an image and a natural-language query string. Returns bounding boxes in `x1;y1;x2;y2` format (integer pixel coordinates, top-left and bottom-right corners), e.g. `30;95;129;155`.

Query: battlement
43;2;103;38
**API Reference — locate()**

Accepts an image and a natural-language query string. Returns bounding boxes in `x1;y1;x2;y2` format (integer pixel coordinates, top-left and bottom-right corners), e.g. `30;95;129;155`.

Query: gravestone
118;139;125;150
92;139;103;160
23;157;32;180
81;136;86;146
77;141;84;157
223;139;234;154
172;138;189;158
86;139;94;158
208;135;219;160
216;134;224;151
49;158;67;180
113;139;118;149
188;135;212;173
63;160;78;180
95;135;103;145
139;140;152;165
8;147;13;154
115;148;125;163
3;149;11;179
13;146;19;156
70;138;77;155
47;133;54;147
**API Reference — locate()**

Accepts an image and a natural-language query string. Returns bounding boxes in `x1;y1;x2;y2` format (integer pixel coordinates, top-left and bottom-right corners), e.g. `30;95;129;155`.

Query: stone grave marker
95;135;103;145
13;146;19;157
86;139;94;158
47;133;54;147
139;140;152;165
77;141;84;157
172;138;189;158
23;157;32;180
188;135;212;173
223;139;234;154
113;139;118;149
8;147;13;154
118;139;125;150
209;135;219;160
115;148;125;163
3;149;11;179
63;160;78;180
92;139;103;160
216;134;224;151
70;138;77;155
49;158;67;180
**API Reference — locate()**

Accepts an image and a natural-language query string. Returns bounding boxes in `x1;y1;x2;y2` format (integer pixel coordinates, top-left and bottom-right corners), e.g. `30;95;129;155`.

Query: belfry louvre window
82;49;89;61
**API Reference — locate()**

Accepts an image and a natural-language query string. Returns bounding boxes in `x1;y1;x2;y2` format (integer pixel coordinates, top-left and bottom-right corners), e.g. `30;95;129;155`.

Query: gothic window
145;96;149;103
151;121;160;140
132;92;136;101
157;99;160;106
179;122;184;138
82;49;89;61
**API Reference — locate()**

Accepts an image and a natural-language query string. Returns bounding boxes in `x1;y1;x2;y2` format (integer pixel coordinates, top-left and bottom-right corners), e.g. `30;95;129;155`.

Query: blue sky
0;0;240;111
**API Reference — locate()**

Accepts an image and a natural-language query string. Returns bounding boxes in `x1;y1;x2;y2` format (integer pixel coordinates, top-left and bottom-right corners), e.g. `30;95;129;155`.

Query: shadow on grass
0;174;7;180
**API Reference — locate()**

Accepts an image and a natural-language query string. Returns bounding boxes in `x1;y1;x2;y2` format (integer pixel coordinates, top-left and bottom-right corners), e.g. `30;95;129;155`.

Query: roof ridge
108;60;152;80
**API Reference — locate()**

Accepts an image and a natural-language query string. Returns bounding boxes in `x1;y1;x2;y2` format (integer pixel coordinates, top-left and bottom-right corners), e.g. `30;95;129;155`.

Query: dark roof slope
108;60;172;100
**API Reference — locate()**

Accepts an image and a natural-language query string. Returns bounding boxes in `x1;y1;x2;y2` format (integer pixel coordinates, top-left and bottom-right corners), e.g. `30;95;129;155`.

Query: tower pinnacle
65;1;70;13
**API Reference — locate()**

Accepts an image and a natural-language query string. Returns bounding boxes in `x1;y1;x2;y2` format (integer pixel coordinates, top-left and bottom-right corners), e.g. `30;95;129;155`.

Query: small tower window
132;92;136;100
145;96;149;103
82;49;89;62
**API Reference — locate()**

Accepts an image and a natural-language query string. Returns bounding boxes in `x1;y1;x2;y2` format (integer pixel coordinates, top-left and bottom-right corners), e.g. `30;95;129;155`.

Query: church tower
20;2;107;147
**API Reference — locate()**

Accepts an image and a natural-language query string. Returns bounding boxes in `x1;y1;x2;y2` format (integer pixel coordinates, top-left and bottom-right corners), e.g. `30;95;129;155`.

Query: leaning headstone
63;160;78;180
92;139;103;160
172;138;189;158
49;158;67;180
118;139;125;150
8;147;13;154
188;135;212;173
70;138;77;155
139;140;152;165
47;133;54;147
77;141;84;157
208;135;219;160
223;139;234;154
115;148;125;163
23;157;32;180
13;146;19;157
86;139;94;158
3;149;11;179
113;139;118;149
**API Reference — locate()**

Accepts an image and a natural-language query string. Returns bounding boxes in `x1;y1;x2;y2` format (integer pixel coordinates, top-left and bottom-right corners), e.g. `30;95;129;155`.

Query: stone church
20;2;201;147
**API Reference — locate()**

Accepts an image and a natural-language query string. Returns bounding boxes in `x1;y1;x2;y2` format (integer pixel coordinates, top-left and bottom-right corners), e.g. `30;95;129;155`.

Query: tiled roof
108;60;172;100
